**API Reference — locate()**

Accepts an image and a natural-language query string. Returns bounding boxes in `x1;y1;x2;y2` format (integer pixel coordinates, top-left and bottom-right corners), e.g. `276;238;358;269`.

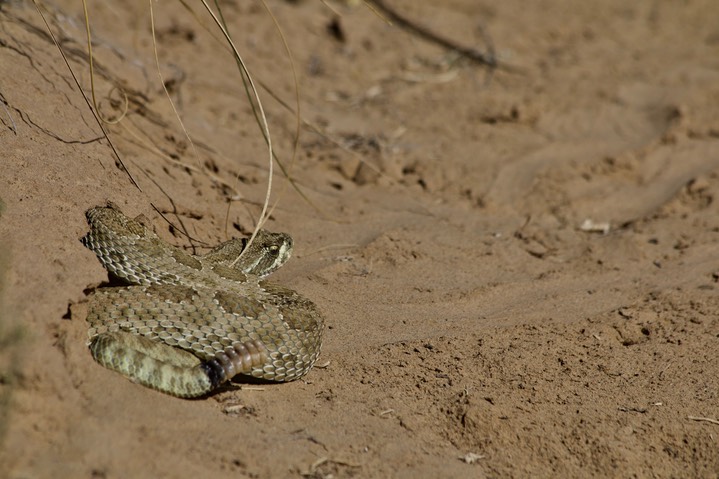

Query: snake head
204;230;293;278
238;231;293;277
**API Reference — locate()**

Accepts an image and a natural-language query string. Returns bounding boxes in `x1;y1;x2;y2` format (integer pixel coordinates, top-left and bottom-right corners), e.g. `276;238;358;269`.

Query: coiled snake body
82;203;324;398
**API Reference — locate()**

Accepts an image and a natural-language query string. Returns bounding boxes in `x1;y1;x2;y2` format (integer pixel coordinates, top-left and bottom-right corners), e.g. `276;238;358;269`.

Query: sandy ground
2;0;719;477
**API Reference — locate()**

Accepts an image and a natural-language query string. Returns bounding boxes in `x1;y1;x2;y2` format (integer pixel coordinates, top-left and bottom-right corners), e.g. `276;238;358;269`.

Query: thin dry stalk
31;0;141;191
197;0;274;266
147;0;202;171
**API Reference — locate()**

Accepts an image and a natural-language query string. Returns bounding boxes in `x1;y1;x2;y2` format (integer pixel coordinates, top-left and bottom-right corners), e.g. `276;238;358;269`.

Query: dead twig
365;0;522;74
0;93;17;134
688;416;719;426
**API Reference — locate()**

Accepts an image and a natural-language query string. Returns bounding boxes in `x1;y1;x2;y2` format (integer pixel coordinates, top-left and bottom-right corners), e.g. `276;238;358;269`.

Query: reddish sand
2;1;719;477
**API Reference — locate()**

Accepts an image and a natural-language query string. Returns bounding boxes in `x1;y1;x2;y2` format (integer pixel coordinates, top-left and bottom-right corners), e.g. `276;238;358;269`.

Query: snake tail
90;332;269;398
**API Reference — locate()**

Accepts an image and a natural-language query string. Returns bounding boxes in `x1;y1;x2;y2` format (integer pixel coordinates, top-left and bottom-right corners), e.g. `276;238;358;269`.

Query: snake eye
269;245;280;256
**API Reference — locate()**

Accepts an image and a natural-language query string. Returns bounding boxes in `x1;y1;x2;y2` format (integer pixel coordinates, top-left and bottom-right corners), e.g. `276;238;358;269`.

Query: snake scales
82;203;324;398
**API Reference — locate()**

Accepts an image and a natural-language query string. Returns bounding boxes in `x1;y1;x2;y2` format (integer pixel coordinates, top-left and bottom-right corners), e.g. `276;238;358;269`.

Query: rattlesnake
82;203;324;398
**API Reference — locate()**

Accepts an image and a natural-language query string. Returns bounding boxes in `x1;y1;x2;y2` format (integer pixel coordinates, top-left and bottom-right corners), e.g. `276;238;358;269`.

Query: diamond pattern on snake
82;203;324;398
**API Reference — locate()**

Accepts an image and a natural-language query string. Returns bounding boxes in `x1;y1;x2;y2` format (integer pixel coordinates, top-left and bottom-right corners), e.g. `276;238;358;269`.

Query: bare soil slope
2;1;719;477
